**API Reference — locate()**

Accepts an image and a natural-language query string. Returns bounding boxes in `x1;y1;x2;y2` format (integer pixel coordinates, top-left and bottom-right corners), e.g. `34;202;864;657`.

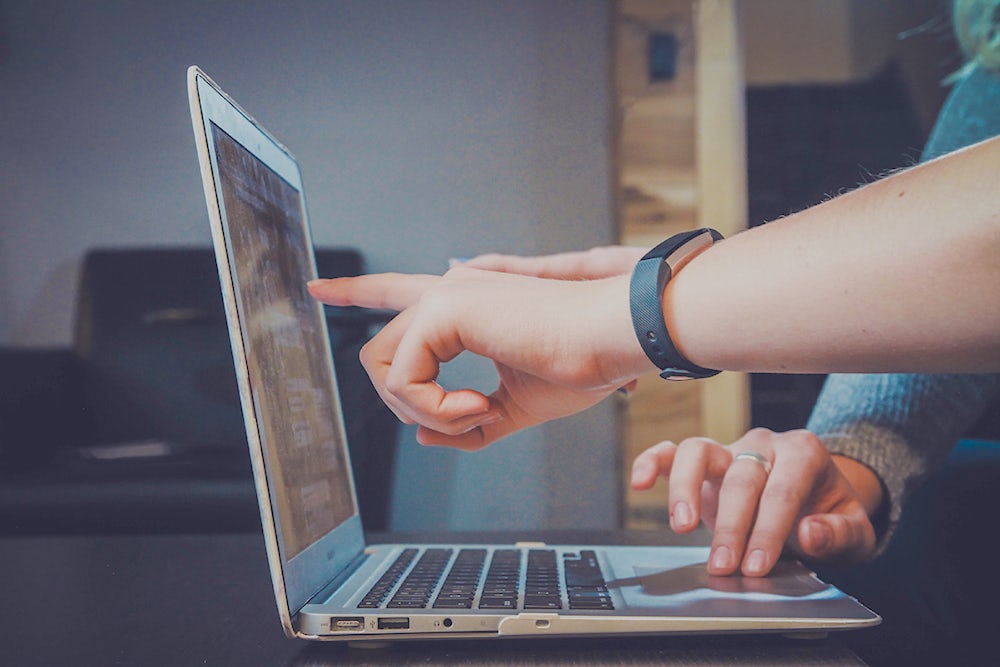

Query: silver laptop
187;65;879;642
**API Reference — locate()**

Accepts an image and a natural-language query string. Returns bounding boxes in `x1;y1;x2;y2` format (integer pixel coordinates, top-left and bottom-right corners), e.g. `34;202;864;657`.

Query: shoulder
923;66;1000;160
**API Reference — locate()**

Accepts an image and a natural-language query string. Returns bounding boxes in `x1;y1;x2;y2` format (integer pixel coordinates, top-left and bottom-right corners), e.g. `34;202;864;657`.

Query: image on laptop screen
212;123;354;559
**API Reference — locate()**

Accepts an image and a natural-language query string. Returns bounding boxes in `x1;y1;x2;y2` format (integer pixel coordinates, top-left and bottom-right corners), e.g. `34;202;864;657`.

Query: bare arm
309;134;1000;448
666;134;1000;375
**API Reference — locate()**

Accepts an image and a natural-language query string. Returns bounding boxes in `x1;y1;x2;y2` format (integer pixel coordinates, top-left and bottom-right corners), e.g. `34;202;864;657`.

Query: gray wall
0;0;620;530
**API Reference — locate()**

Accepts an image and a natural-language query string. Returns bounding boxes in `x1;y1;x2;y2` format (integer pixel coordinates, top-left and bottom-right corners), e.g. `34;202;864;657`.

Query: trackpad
634;560;826;594
611;561;838;615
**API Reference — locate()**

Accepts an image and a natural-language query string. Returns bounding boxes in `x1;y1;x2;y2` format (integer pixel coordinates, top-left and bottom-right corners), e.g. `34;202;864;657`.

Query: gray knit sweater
806;65;1000;547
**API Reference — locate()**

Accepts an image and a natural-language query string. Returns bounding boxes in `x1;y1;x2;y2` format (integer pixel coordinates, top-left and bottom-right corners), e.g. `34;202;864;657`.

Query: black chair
0;247;397;534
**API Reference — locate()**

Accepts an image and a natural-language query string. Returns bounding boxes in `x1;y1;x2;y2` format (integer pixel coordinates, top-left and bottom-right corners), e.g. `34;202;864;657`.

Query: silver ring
733;451;772;475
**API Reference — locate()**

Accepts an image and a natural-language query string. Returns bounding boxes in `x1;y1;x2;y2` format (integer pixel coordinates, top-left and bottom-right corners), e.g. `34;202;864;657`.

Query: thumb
797;511;876;564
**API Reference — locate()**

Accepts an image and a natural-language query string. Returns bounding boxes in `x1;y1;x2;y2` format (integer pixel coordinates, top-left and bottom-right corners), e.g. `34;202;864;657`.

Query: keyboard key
563;550;614;610
523;594;562;610
476;548;524;610
568;600;615;610
432;548;485;610
358;548;419;609
432;599;473;609
362;546;619;613
388;548;453;609
478;596;517;609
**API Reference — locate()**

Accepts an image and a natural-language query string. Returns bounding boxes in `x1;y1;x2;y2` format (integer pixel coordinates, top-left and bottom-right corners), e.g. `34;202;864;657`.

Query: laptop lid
188;66;365;634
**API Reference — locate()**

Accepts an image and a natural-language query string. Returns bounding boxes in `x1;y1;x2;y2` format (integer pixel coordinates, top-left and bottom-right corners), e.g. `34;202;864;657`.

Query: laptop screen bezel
188;66;366;627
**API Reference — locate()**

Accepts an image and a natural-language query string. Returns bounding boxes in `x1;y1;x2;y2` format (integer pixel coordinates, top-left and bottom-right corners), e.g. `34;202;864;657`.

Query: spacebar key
523;594;562;609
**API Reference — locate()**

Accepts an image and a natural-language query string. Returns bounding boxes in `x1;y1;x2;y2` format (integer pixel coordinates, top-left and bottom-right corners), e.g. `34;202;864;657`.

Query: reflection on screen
212;124;355;559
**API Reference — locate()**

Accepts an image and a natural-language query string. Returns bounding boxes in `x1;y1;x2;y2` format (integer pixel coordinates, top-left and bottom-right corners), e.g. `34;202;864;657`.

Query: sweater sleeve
806;373;1000;550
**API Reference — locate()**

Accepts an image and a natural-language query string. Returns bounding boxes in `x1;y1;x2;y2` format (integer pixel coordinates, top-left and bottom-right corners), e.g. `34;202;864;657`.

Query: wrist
590;274;660;386
831;454;885;518
631;229;724;380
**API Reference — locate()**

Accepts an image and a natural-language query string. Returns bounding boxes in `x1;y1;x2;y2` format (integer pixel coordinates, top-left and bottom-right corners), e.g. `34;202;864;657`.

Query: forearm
664;133;1000;374
308;136;999;449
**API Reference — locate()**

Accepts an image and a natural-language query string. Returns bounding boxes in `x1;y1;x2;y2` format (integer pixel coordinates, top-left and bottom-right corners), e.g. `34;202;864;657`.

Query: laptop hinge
305;551;370;606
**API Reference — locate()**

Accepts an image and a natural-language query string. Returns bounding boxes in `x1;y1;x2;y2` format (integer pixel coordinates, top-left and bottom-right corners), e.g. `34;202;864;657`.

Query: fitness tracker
629;228;724;380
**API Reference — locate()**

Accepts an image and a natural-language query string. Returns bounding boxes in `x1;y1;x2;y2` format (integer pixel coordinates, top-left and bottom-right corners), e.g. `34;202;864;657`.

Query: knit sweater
806;65;1000;547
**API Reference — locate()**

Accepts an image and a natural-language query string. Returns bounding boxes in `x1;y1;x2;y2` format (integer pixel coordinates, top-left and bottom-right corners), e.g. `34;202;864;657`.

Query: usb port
377;617;410;630
330;616;364;631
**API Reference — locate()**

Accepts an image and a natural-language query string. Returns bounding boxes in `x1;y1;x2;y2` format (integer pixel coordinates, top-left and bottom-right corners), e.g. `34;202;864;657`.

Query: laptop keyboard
358;547;614;611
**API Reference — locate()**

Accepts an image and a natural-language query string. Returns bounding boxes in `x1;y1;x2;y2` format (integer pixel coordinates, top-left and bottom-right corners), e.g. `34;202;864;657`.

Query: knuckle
677;436;717;457
383;373;408;396
774;432;828;475
787;429;826;457
745;427;775;440
760;481;803;507
418;285;449;311
358;339;374;362
740;429;776;453
738;427;776;449
647;440;677;457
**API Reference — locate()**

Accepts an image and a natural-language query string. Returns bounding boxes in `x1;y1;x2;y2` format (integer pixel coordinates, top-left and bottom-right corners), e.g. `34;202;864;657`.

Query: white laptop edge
187;65;365;639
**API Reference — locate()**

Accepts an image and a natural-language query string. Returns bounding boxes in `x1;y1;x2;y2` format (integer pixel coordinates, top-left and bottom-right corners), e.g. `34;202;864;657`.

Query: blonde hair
953;0;1000;75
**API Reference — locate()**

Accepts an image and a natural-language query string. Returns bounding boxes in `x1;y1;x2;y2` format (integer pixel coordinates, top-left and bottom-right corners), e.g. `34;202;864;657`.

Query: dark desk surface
0;529;867;666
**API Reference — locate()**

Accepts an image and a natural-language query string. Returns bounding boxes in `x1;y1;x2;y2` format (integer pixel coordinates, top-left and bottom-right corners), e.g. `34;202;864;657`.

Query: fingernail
459;413;503;434
806;519;831;552
306;279;323;287
710;545;733;571
672;501;693;529
745;549;767;575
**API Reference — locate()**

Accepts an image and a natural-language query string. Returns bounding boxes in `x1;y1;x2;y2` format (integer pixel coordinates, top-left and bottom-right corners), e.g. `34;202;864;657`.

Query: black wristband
629;228;723;380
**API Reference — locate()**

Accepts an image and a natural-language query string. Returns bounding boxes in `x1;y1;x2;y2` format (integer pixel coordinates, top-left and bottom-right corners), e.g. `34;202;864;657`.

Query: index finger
307;273;442;311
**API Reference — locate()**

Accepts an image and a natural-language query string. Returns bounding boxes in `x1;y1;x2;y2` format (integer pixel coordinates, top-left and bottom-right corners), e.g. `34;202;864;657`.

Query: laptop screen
211;123;355;560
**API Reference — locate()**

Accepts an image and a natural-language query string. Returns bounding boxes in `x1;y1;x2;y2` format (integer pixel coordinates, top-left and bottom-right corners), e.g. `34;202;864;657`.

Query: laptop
187;65;880;642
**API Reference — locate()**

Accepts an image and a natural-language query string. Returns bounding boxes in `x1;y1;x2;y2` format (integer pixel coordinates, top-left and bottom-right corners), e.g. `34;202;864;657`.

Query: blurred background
0;0;960;535
0;0;618;534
